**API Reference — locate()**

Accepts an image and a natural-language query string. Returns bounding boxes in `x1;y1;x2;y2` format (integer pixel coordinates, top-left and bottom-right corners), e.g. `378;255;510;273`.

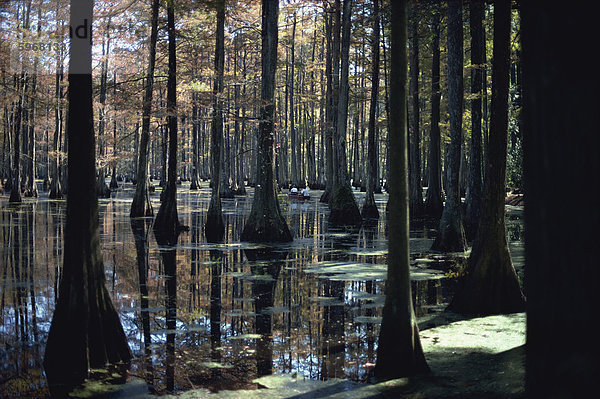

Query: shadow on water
0;183;525;396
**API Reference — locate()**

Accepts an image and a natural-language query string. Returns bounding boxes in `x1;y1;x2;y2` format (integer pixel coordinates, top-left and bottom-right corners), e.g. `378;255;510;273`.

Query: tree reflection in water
0;186;515;396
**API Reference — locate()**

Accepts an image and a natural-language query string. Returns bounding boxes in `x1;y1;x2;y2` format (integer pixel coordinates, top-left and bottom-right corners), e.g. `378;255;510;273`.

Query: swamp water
0;182;524;397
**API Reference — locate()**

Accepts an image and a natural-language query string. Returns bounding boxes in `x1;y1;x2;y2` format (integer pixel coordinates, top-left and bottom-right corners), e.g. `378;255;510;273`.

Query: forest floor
74;311;526;399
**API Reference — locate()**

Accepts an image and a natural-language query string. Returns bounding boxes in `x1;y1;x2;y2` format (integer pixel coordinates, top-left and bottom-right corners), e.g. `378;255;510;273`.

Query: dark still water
0;182;524;397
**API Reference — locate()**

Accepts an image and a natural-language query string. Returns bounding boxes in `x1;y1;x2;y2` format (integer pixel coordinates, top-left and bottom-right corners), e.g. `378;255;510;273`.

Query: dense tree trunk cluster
0;0;594;393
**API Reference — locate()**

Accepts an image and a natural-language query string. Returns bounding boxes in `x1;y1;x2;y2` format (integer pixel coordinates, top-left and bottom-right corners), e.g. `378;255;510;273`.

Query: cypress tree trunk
320;0;340;204
361;0;379;220
241;0;292;243
8;72;23;203
154;0;184;245
205;0;225;243
408;4;422;217
431;0;467;252
423;7;443;219
522;3;598;397
375;0;429;379
96;18;112;198
329;0;361;226
48;56;63;199
44;1;131;389
130;0;159;218
464;0;484;239
289;13;299;187
448;1;525;315
24;11;40;198
190;91;201;190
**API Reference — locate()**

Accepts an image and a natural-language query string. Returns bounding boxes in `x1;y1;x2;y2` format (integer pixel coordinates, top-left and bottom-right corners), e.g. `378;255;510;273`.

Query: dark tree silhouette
431;0;467;252
448;1;525;315
522;3;598;397
205;0;226;243
130;0;159;218
241;0;292;243
43;0;131;389
320;0;340;204
464;0;484;239
361;0;380;220
408;3;422;218
154;0;185;244
329;0;361;226
423;6;443;219
375;0;429;380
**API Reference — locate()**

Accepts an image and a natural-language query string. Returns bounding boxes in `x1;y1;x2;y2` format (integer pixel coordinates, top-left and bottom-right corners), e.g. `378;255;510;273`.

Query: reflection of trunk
245;249;282;377
431;0;467;252
162;246;177;393
449;1;525;315
205;0;226;243
375;0;429;379
130;0;159;217
209;251;222;379
320;280;345;379
131;219;155;390
241;0;292;243
44;2;131;388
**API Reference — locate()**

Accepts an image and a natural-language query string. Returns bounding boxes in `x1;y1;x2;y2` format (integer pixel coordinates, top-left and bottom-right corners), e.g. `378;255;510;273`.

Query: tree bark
44;1;131;389
408;4;422;217
361;0;379;220
241;0;292;243
431;0;467;252
96;17;112;198
320;0;340;203
375;0;429;379
423;7;443;219
464;0;484;239
205;0;226;243
131;0;159;218
48;56;63;199
448;1;525;315
522;3;599;397
154;0;184;245
289;13;299;187
329;0;361;226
